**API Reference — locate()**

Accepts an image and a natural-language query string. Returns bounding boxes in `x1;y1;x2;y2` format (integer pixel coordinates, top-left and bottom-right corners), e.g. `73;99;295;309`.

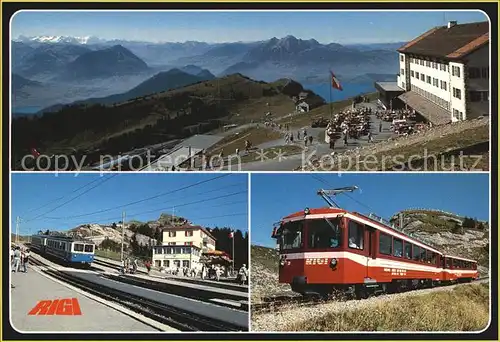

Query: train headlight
330;258;338;269
304;207;310;215
279;255;287;267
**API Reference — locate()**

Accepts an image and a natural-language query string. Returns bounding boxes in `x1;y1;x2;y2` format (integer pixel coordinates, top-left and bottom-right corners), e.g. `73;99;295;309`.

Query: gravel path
251;279;489;332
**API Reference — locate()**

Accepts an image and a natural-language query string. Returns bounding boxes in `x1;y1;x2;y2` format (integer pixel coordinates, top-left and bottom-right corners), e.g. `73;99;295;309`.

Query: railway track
93;258;248;293
252;277;489;314
30;258;246;331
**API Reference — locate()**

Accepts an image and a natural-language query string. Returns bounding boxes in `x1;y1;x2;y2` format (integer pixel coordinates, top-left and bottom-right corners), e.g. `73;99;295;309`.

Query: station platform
10;267;157;332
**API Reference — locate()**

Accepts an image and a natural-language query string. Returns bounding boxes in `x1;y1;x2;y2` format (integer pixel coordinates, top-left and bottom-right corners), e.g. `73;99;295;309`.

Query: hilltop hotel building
151;225;216;270
375;21;489;124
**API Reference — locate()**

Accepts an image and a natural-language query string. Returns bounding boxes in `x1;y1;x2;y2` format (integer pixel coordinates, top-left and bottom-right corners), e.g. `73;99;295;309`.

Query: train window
404;242;412;259
445;257;451;268
440;255;445;268
412;245;420;261
393;238;403;258
73;243;84;252
379;233;392;255
430;252;437;265
419;248;426;262
348;221;364;250
425;250;432;263
84;245;94;253
281;220;304;250
308;218;342;249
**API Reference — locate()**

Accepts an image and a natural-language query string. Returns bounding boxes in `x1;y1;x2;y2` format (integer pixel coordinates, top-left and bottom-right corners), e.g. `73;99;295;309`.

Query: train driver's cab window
84;244;94;253
281;220;304;250
404;242;412;259
309;218;342;249
430;252;437;265
348;221;364;250
393;238;403;257
379;233;392;255
73;243;84;252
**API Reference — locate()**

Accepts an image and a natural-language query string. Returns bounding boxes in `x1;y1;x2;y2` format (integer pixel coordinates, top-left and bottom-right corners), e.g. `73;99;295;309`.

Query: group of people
284;128;314;147
120;258;140;274
325;107;373;148
10;245;30;274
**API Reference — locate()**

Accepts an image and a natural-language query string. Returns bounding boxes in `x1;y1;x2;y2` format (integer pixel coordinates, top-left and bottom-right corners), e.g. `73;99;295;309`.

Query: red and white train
271;187;479;298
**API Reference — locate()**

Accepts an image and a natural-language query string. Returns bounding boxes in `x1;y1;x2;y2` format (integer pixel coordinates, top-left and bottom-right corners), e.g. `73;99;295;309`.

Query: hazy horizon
11;10;488;44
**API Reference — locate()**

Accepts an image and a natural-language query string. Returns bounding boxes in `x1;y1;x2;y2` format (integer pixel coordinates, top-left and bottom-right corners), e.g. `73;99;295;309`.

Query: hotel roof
398;21;489;60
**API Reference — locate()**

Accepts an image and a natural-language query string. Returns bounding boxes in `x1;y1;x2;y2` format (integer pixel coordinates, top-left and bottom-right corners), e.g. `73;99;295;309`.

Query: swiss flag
30;147;41;158
229;232;234;238
330;71;343;91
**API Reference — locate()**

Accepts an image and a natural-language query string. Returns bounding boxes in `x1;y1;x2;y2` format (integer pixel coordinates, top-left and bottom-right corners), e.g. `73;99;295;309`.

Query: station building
151;225;216;270
376;20;489;125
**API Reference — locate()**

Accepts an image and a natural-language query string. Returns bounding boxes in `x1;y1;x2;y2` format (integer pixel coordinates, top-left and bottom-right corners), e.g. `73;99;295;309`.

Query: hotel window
443;81;447;91
400;55;404;62
420;73;425;81
481;68;489;79
426;60;430;67
453;87;462;100
432;62;437;69
401;68;405;76
426;76;431;84
452;66;461;77
416;71;420;78
433;78;439;87
402;82;406;89
468;67;480;79
411;70;415;77
420;59;424;66
453;109;459;119
168;231;176;237
185;231;193;237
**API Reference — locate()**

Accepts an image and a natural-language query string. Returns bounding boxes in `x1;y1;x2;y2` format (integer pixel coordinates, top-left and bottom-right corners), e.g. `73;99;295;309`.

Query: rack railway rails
28;255;248;331
93;258;248;292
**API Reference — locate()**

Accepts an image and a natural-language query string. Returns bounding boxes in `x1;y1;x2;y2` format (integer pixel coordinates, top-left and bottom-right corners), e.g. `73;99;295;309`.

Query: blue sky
251;173;490;247
11;173;248;235
11;10;488;44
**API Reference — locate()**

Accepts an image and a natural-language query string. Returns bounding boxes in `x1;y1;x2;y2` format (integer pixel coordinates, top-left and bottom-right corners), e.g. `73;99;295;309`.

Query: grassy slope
285;283;489;332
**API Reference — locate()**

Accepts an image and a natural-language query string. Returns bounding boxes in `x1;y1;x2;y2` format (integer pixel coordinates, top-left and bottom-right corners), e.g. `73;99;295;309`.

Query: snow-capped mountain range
15;35;107;44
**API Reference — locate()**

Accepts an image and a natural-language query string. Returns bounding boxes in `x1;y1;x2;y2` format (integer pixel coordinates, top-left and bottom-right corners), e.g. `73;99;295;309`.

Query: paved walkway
231;102;396;171
10;267;156;332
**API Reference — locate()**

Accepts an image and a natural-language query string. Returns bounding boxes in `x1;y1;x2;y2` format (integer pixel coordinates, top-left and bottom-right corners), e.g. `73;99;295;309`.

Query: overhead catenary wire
43;173;232;220
39;191;247;227
309;174;377;213
25;174;120;223
21;175;110;217
45;178;245;220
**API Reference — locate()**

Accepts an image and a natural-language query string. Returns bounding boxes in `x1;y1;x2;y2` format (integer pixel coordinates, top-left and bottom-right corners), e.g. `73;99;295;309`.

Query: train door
366;226;377;279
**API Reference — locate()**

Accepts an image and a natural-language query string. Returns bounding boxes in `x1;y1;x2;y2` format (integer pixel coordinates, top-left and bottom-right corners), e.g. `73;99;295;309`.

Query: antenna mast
317;186;359;208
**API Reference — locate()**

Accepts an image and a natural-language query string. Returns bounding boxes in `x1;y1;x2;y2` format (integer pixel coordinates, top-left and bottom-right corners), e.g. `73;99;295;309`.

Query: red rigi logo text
28;298;82;316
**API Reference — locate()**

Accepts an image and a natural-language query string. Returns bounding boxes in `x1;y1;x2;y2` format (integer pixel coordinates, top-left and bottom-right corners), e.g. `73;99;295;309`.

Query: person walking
308;135;313;146
379;121;382;133
22;249;30;273
12;247;21;273
120;259;125;274
238;264;248;285
145;260;151;275
304;135;308;147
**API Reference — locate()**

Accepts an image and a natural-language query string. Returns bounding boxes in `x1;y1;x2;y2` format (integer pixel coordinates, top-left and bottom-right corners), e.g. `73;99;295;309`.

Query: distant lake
302;82;376;103
13;106;42;114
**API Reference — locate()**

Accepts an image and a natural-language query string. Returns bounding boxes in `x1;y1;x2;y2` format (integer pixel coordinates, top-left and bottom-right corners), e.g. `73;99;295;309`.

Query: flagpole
232;232;235;274
329;71;332;118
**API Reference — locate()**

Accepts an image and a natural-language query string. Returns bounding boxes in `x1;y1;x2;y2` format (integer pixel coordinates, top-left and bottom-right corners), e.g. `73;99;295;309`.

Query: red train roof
283;207;347;219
